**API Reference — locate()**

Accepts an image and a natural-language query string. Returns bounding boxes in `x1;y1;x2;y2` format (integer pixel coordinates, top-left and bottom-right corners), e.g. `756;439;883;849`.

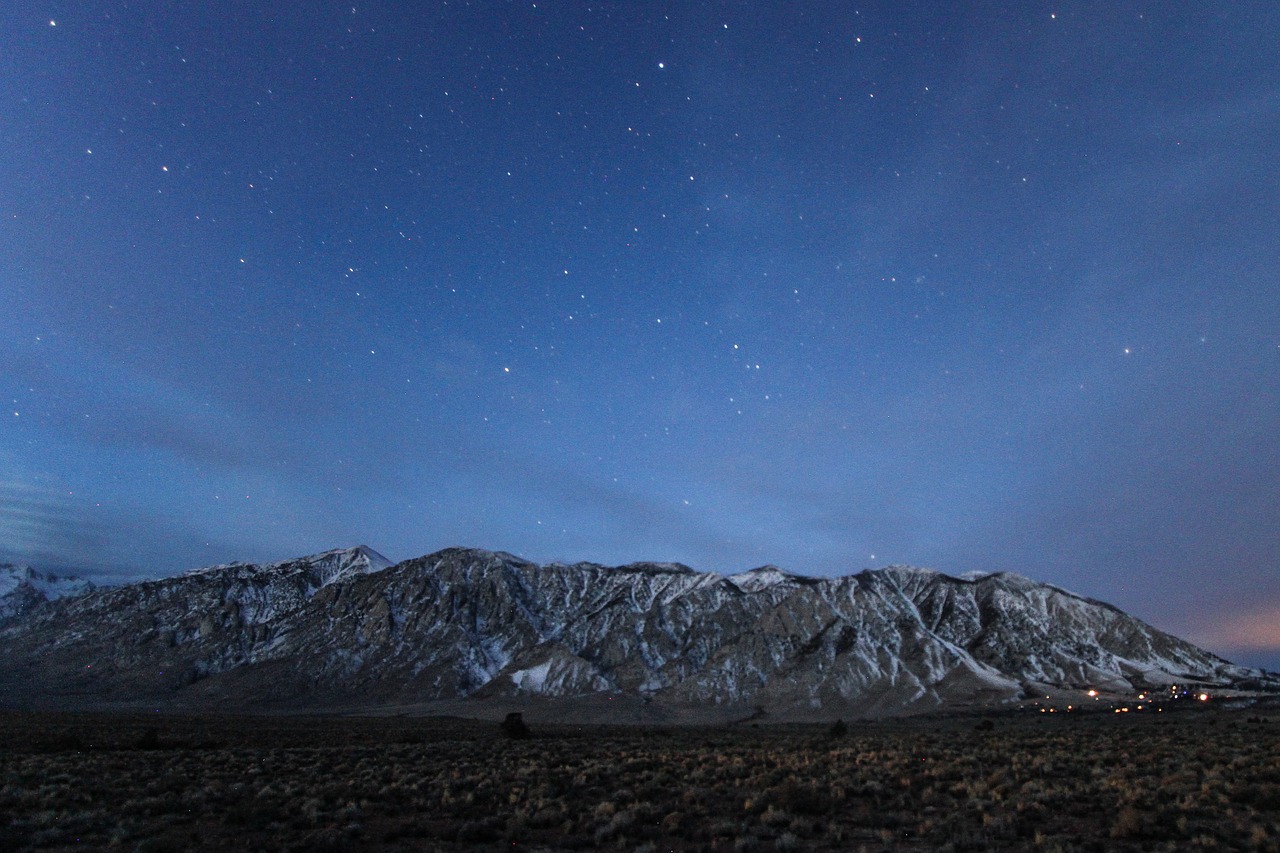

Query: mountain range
1;546;1274;721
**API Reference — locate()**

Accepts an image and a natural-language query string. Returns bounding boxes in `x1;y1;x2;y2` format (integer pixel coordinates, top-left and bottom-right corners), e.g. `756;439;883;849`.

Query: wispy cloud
0;479;262;582
0;481;112;569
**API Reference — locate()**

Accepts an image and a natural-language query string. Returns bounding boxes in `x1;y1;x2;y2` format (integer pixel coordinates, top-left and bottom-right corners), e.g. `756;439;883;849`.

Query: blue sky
2;1;1278;669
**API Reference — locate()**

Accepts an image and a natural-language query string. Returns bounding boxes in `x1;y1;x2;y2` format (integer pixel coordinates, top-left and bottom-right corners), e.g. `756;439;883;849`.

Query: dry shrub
1110;804;1150;839
775;781;832;816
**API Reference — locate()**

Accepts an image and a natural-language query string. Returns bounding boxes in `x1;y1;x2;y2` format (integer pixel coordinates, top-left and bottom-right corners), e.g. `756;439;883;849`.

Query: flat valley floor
1;705;1277;851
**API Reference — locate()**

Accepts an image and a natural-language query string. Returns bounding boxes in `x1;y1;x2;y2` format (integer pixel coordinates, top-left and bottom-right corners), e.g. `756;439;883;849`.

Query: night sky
3;3;1278;669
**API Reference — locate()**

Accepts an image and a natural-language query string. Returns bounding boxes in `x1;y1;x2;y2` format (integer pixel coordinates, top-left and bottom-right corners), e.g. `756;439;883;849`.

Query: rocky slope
0;546;1273;718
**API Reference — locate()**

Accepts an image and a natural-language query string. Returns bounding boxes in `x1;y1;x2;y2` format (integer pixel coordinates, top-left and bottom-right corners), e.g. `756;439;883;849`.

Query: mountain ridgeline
0;546;1273;720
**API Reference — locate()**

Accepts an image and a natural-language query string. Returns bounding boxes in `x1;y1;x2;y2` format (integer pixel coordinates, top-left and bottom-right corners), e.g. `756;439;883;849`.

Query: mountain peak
181;545;394;581
0;563;93;597
727;565;801;592
351;544;394;570
0;564;35;597
0;563;94;625
874;564;945;578
617;560;697;575
285;545;396;588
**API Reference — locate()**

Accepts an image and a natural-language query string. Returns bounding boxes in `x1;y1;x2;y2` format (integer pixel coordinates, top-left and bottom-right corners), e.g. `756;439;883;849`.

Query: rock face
0;546;1273;717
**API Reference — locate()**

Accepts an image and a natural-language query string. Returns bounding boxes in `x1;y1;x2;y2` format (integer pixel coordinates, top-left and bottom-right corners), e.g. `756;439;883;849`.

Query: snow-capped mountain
0;563;94;626
0;546;1273;717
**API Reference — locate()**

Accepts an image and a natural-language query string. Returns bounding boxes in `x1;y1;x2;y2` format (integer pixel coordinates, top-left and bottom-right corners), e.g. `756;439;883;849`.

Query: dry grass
0;706;1277;851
